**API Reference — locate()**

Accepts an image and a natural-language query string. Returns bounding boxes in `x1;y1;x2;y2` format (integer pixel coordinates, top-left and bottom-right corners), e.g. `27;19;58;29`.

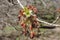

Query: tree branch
52;16;59;23
40;0;47;8
17;0;24;9
37;18;60;26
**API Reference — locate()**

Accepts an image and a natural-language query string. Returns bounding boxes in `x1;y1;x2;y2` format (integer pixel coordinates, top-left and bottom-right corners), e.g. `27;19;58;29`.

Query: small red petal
33;8;37;13
23;30;27;35
18;15;21;21
27;5;33;10
19;10;24;16
30;32;35;38
29;25;33;30
21;23;26;29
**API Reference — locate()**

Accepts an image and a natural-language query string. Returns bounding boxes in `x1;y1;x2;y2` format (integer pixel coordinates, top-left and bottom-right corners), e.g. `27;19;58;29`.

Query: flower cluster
18;5;40;38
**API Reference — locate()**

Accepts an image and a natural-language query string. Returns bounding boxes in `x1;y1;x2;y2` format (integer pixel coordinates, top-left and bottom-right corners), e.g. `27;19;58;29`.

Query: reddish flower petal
27;5;33;10
22;29;27;35
30;31;35;38
29;25;33;30
19;9;24;16
33;7;38;13
21;22;26;29
18;15;21;21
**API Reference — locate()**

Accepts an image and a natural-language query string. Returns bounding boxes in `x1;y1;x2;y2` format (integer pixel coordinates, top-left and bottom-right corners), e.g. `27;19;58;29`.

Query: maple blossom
18;5;40;38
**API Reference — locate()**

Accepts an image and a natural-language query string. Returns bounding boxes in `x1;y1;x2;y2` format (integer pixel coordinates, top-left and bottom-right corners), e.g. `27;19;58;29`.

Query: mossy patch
3;26;17;36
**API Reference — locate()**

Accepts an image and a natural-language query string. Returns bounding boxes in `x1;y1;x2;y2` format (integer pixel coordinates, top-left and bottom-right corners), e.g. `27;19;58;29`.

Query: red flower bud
23;30;27;35
30;31;35;38
32;7;37;13
29;25;33;30
27;5;33;10
18;15;21;21
21;22;26;29
27;5;38;13
19;10;24;16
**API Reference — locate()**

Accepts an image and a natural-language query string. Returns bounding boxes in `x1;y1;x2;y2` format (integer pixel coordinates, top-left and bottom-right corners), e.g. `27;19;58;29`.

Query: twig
6;13;12;18
40;0;47;8
52;16;59;23
17;0;24;9
37;18;60;26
